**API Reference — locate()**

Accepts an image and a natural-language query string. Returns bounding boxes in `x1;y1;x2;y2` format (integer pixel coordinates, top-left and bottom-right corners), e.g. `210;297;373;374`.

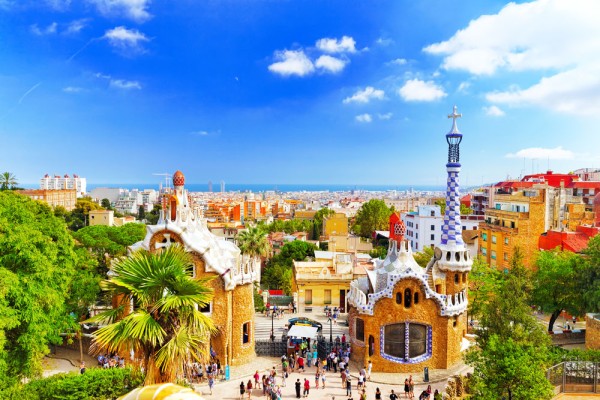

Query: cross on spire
448;105;462;134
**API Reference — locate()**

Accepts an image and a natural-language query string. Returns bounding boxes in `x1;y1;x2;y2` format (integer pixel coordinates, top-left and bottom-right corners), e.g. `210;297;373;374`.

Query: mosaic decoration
441;168;465;246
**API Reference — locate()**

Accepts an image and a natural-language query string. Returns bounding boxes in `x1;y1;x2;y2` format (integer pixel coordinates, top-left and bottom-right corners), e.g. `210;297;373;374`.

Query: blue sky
1;0;599;186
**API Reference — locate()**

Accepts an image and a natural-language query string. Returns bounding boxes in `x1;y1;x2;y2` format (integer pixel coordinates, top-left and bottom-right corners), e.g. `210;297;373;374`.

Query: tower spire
441;106;464;247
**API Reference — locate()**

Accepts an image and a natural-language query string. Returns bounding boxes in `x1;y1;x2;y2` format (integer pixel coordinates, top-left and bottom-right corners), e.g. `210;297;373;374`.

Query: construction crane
152;173;171;191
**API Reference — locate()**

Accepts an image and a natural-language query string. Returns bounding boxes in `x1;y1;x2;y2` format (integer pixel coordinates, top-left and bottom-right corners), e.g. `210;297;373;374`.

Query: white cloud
63;86;84;93
343;86;384;104
483;105;505;117
46;0;71;10
109;79;141;90
103;26;149;54
506;146;574;160
88;0;151;23
457;81;471;93
398;79;446;102
192;131;209;136
378;112;393;120
65;19;89;35
376;37;394;46
424;0;600;114
268;50;315;77
316;36;356;53
355;113;372;123
387;58;407;66
30;22;57;36
315;55;347;74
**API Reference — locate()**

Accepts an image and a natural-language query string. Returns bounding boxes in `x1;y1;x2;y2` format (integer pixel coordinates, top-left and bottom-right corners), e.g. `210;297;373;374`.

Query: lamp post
271;306;275;342
328;317;333;344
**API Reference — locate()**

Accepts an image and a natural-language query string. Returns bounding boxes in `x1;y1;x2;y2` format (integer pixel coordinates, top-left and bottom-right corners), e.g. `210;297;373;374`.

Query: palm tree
237;226;270;260
87;245;215;385
0;172;17;190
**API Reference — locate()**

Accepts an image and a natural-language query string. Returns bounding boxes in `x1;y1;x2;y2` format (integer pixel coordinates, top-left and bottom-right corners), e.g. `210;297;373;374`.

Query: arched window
368;335;375;357
404;288;412;308
414;292;419;304
454;273;459;284
382;323;431;361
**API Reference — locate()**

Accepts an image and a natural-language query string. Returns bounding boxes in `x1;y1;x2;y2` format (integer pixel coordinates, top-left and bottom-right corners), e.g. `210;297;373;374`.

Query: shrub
0;367;143;400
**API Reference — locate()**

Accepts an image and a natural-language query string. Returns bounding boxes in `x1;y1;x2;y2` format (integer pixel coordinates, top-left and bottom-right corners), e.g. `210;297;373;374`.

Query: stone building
347;107;472;372
129;170;260;366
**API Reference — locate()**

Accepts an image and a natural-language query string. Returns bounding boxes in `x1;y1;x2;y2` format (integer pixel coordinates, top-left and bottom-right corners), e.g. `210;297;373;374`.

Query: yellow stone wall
296;281;351;310
585;315;600;350
349;278;466;372
323;213;349;239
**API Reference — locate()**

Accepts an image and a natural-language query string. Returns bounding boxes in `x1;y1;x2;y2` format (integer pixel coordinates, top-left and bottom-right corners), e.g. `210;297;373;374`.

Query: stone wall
586;314;600;350
349;277;465;372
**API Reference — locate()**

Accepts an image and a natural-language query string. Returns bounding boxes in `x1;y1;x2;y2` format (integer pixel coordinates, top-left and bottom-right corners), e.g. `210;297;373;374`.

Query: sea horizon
21;182;448;193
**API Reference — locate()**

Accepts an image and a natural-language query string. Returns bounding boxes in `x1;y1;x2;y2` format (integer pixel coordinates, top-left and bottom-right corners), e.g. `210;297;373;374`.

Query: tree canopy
262;240;317;292
0;172;18;190
237;226;270;259
351;199;392;238
88;245;215;385
0;192;79;380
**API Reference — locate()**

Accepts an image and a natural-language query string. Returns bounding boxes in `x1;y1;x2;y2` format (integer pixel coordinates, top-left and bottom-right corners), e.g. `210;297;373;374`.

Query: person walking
208;375;214;395
375;387;382;400
254;370;261;389
346;376;352;397
390;389;398;400
403;379;409;398
367;360;372;381
303;378;310;398
314;370;320;389
321;370;326;389
239;381;245;400
295;379;301;399
408;375;414;399
246;380;253;399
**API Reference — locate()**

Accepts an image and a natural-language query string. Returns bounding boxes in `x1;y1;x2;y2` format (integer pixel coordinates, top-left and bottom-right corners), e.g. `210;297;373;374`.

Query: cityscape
2;1;600;400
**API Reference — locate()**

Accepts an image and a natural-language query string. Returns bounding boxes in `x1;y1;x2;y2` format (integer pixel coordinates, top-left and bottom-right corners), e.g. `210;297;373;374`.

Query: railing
547;361;600;394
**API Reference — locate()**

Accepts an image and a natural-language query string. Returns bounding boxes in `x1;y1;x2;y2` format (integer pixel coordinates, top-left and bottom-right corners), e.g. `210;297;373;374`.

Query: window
454;273;459;284
430;211;435;217
491;235;497;244
511;221;515;228
482;247;487;256
462;226;466;230
243;322;250;344
404;288;412;308
414;292;419;304
324;289;332;304
356;318;365;342
382;323;430;361
199;302;212;314
504;237;509;245
482;233;487;241
368;335;375;357
491;250;496;260
305;289;312;305
430;225;435;231
504;252;508;261
430;234;435;240
416;233;419;239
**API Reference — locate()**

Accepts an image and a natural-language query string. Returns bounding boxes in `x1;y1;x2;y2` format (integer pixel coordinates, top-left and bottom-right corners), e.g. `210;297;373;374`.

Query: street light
328;317;333;344
270;306;275;342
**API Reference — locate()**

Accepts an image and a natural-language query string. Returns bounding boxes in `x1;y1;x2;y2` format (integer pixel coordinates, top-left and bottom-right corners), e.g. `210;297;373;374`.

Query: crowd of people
96;353;125;369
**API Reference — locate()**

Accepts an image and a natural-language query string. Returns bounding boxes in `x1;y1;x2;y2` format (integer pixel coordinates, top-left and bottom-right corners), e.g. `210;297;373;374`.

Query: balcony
485;208;529;220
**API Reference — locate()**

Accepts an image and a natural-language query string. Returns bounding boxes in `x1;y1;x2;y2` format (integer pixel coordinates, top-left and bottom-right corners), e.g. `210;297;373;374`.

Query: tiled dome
173;170;185;187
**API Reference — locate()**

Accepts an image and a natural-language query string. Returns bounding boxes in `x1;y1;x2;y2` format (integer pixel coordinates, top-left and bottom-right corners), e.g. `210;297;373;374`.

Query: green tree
101;198;112;209
68;197;104;231
137;205;146;221
262;241;317;290
237;226;270;269
581;235;600;312
0;192;79;380
88;245;215;385
313;208;335;238
277;240;317;266
72;224;146;275
466;335;554;400
0;172;18;190
369;246;387;260
434;199;472;215
145;204;162;225
413;246;434;268
533;249;586;331
352;199;392;238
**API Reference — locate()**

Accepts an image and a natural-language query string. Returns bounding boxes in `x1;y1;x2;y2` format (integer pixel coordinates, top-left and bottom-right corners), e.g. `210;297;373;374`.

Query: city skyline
2;0;600;185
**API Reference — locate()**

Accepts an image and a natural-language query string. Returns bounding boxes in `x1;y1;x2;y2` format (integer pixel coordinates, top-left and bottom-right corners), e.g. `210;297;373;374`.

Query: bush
0;367;143;400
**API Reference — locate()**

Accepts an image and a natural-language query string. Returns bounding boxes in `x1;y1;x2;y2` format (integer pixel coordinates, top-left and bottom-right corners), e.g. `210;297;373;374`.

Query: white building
402;205;481;254
89;187;126;204
40;174;87;197
113;189;159;214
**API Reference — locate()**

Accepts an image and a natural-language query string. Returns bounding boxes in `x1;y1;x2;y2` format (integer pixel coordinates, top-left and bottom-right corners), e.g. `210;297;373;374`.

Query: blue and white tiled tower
435;106;472;272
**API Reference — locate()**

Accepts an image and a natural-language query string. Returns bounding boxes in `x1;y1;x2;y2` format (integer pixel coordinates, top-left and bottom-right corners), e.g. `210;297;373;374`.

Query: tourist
375;387;382;400
321;370;326;388
408;375;414;399
433;390;442;400
254;370;261;389
298;355;305;371
295;378;301;398
367;360;372;381
247;380;253;399
341;368;347;388
390;389;398;400
357;374;364;391
404;378;409;398
239;381;246;400
208;375;214;395
79;361;85;374
346;376;352;397
262;375;268;395
303;378;310;398
282;368;288;387
315;370;320;389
